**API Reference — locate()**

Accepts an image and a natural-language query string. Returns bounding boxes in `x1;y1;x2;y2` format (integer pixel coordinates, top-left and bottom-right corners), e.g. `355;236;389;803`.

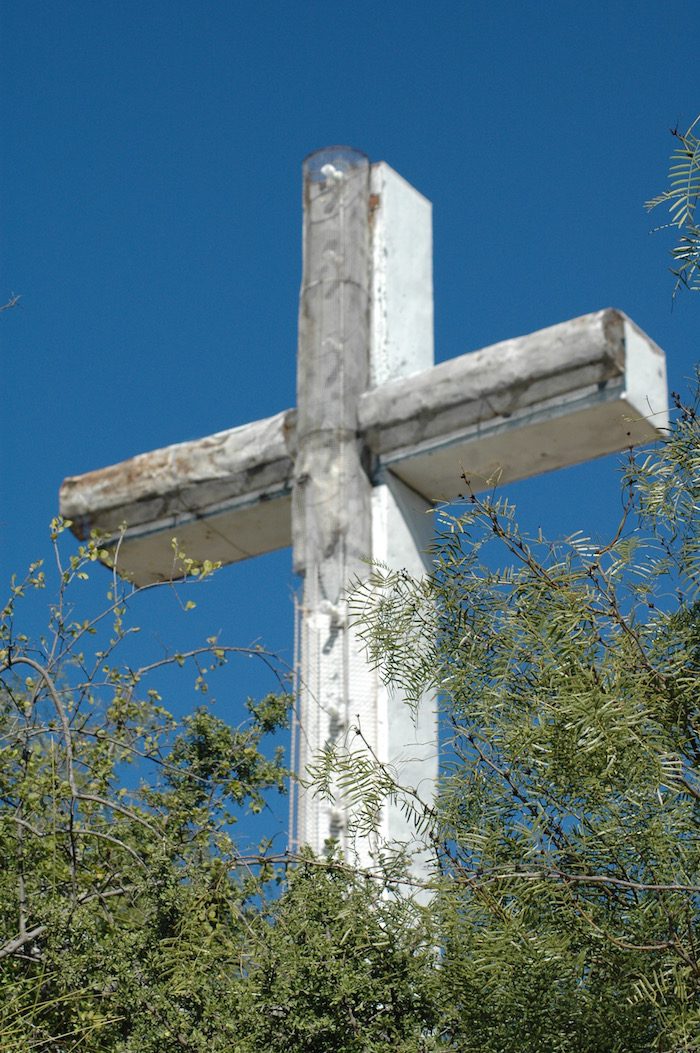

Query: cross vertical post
291;149;438;864
291;148;374;855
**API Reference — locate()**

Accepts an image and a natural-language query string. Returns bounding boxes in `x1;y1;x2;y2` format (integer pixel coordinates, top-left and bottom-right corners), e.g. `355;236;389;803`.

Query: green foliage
235;864;439;1053
349;396;700;1050
647;115;700;294
0;526;294;1050
0;527;441;1051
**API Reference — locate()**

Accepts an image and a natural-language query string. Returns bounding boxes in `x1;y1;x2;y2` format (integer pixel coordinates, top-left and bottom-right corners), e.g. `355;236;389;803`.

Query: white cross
60;147;668;874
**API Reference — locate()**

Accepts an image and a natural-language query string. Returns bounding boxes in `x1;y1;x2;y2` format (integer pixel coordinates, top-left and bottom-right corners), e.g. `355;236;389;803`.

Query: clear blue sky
1;1;698;846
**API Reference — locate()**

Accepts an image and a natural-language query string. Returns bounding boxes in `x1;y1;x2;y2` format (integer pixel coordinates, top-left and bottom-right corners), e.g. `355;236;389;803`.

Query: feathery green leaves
647;116;700;293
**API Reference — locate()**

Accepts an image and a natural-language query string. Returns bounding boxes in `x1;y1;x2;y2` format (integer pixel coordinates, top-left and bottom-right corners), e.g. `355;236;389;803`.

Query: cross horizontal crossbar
362;308;666;496
60;410;296;582
60;308;667;586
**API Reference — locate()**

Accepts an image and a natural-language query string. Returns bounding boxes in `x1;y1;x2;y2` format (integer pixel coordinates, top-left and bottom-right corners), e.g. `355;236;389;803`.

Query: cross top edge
303;145;369;183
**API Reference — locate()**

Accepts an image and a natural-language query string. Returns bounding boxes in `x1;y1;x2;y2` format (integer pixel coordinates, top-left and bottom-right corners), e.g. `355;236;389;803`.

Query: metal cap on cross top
59;148;669;875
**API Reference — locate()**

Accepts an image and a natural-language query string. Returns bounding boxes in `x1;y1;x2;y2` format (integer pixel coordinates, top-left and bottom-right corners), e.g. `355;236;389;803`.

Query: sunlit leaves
646;115;700;294
0;539;292;1050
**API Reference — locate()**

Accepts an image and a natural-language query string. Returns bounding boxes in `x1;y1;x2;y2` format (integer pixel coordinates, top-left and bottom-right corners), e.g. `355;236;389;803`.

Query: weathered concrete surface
290;158;441;866
369;163;434;387
75;495;294;586
361;309;668;498
59;410;295;582
290;148;373;856
365;163;437;873
59;307;667;584
292;150;371;589
371;473;437;865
